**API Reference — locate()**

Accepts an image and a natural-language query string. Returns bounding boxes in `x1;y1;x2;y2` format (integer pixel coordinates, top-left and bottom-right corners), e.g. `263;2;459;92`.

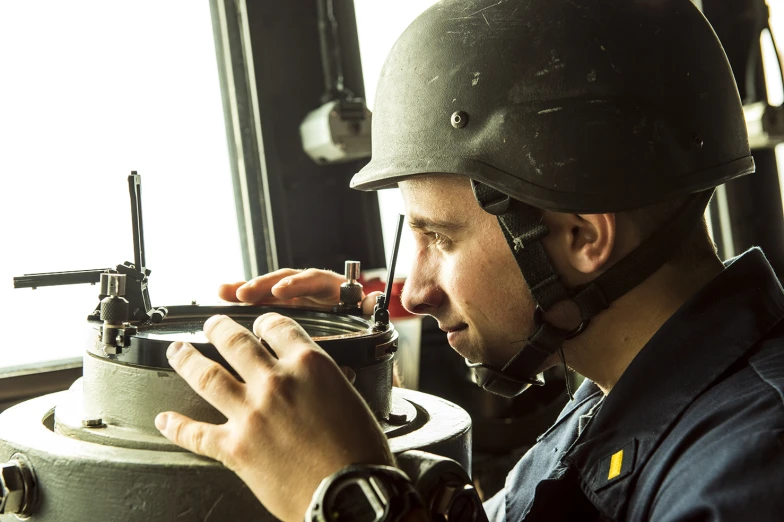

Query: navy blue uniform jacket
483;249;784;521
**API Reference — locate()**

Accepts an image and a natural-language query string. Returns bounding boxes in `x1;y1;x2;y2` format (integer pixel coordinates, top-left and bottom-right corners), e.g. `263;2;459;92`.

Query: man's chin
451;338;555;373
448;339;501;369
447;339;486;367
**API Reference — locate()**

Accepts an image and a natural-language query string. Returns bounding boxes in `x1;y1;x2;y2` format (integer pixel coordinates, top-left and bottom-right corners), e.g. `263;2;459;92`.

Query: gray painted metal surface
0;385;470;521
0;393;266;521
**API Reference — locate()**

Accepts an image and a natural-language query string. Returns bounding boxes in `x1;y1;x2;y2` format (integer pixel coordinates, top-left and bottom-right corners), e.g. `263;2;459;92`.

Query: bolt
0;460;29;515
451;111;469;129
387;412;408;425
82;417;105;428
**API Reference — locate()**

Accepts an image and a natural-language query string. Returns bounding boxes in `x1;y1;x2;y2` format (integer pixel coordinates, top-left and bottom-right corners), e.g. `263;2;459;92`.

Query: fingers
267;269;345;302
253;313;322;359
236;269;302;304
361;291;383;315
218;282;246;302
204;315;276;380
155;411;225;462
166;342;246;416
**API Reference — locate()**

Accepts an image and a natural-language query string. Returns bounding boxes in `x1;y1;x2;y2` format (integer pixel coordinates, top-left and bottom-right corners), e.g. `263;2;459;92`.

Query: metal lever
13;269;109;289
128;171;146;271
373;214;405;329
12;172;167;325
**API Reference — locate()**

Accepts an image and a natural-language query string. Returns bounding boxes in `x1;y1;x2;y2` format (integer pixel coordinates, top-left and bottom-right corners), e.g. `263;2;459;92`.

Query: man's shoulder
635;335;784;521
673;333;784;439
748;328;784;402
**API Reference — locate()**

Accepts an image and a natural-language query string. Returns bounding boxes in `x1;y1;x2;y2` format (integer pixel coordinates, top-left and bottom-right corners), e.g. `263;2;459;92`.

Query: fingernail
253;313;278;335
204;315;225;331
252;315;266;335
155;413;168;431
273;278;291;288
238;281;251;291
167;342;184;359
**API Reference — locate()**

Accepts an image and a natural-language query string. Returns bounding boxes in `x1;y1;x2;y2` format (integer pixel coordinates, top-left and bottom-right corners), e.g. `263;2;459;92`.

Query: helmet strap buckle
534;304;590;340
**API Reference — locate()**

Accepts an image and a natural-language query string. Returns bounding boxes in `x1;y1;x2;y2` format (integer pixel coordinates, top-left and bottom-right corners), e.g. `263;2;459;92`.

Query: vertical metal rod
128;172;146;270
316;0;346;102
382;214;405;313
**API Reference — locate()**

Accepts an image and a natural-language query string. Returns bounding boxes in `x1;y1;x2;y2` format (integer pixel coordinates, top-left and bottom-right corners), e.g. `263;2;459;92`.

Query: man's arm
647;429;784;521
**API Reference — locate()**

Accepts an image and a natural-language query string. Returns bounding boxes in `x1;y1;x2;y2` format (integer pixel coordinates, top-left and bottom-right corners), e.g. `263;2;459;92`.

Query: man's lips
440;323;468;333
445;324;468;345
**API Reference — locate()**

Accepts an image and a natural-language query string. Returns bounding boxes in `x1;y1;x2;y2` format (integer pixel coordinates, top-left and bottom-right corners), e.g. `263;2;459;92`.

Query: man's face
399;175;535;367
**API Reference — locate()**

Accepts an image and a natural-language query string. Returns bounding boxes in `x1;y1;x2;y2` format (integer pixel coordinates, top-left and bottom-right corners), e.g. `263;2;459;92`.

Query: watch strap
307;465;423;522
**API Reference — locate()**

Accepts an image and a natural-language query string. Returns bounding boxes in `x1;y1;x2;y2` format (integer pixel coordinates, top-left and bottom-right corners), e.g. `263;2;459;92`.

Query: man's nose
400;260;444;315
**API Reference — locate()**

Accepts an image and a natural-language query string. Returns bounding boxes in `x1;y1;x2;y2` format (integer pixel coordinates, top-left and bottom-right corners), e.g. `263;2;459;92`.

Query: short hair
621;192;719;270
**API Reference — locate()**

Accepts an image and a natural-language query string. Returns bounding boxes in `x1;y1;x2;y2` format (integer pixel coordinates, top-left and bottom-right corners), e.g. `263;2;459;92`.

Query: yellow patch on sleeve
608;449;624;480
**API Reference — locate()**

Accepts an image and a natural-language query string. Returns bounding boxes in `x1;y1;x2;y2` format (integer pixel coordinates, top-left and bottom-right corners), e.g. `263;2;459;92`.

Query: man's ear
542;211;616;280
571;213;615;274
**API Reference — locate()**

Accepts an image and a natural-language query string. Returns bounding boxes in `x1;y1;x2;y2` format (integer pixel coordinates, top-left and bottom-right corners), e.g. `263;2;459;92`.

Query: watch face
329;480;386;522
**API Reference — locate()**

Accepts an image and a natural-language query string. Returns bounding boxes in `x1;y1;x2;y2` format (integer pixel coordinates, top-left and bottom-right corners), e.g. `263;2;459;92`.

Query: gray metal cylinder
344;260;360;282
100;273;126;297
0;394;266;522
0;387;470;522
0;310;471;521
80;352;225;440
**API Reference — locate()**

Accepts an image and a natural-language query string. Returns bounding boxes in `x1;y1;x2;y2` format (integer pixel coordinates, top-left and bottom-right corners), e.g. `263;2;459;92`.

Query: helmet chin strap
468;181;714;399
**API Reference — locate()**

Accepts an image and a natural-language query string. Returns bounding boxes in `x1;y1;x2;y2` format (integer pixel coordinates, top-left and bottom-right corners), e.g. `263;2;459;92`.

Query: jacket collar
564;248;784;520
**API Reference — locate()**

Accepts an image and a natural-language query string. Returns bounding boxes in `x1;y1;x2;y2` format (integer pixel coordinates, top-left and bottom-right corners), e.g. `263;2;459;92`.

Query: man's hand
219;268;381;314
155;313;395;522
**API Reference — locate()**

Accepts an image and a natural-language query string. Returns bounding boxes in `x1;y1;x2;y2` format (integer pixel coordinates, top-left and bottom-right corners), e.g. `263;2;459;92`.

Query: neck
564;256;725;395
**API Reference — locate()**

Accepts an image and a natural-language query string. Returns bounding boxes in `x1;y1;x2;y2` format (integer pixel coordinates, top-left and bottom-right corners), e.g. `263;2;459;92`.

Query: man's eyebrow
407;217;466;232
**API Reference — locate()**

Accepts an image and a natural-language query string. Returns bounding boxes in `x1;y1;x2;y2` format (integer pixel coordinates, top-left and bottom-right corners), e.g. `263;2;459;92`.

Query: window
0;1;243;369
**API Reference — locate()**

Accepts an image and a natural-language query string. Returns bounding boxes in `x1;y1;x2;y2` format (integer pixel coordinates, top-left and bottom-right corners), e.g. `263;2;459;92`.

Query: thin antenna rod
382;214;405;313
128;172;146;270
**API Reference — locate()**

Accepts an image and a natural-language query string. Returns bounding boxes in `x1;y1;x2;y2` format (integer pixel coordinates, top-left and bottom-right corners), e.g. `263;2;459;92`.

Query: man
154;0;784;520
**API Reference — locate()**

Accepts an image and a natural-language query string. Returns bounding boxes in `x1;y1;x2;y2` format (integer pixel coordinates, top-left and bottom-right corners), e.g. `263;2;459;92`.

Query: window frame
0;359;82;413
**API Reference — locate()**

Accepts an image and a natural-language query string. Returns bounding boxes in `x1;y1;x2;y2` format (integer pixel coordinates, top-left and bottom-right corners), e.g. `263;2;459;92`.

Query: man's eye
431;232;451;246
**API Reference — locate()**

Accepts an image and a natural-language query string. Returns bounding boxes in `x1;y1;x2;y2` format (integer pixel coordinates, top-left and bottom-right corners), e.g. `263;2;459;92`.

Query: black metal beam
210;0;385;277
702;0;784;275
724;148;784;275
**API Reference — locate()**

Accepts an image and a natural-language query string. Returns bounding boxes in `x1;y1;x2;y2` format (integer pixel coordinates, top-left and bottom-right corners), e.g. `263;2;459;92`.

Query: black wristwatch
306;465;423;522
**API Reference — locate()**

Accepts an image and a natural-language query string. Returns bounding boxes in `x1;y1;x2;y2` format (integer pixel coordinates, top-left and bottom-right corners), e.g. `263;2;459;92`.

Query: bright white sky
0;2;243;367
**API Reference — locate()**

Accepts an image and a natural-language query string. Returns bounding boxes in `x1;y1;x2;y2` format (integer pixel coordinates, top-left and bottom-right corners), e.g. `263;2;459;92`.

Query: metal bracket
13;172;167;325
